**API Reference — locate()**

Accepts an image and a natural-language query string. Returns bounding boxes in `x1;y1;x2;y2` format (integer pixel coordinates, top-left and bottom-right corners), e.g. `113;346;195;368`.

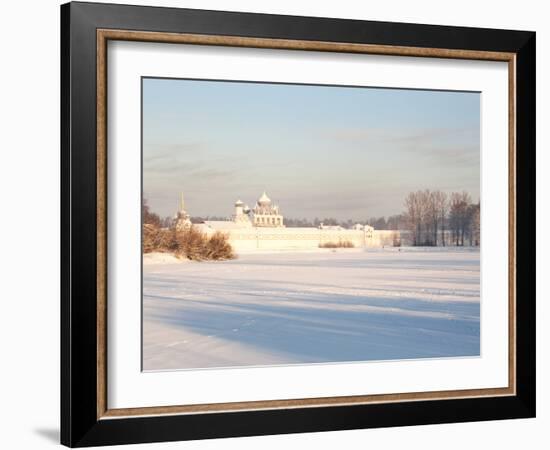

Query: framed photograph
61;1;535;447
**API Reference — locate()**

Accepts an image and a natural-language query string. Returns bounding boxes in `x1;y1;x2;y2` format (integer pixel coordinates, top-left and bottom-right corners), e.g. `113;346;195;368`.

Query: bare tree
449;193;462;246
403;190;477;247
460;192;473;245
468;202;480;246
426;190;440;246
386;214;405;230
449;191;472;246
432;190;448;246
404;190;429;245
142;198;161;227
404;192;419;245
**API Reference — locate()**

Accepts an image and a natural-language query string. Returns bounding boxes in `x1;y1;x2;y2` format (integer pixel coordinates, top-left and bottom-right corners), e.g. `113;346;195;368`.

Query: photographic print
141;78;481;371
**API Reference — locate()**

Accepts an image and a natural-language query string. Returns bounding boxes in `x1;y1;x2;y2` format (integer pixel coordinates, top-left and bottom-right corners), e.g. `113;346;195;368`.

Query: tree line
403;190;480;247
282;216;405;229
144;194;480;247
365;215;405;230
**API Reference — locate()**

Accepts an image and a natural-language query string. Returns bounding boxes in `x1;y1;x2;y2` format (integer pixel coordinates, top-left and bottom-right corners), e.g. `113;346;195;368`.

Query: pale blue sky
143;78;480;220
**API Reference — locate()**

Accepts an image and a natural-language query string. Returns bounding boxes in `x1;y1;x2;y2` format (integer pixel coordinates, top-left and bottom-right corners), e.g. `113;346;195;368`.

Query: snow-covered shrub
143;224;235;261
319;240;355;248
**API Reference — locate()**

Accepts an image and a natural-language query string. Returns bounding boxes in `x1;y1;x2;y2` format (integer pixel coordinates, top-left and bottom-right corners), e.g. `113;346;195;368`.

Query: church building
252;191;284;227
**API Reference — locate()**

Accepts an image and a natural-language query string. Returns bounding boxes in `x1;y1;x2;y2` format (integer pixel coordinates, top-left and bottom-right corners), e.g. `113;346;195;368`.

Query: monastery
174;191;400;251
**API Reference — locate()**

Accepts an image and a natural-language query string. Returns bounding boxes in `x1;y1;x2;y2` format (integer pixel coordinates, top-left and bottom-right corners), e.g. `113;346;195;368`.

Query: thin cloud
324;126;478;145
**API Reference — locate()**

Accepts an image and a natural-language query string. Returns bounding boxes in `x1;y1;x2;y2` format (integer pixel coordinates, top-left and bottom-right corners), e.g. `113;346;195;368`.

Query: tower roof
258;191;271;204
235;199;244;206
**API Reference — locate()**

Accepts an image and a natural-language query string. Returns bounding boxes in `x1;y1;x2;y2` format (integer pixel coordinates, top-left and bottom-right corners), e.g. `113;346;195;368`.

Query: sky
143;77;480;221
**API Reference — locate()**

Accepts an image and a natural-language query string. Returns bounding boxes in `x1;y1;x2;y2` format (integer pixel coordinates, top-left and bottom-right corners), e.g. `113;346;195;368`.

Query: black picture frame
61;1;535;447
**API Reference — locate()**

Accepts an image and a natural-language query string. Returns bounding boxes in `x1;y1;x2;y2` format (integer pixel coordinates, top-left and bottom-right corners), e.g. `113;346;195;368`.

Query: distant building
173;193;191;231
252;192;284;227
231;199;252;227
177;191;399;251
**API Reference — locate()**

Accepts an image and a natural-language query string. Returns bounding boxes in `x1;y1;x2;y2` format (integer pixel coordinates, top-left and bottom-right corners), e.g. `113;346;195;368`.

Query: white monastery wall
177;191;401;252
198;226;401;251
372;230;401;247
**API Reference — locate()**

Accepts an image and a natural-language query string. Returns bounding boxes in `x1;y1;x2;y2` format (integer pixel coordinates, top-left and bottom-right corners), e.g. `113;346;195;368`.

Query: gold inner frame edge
96;29;517;420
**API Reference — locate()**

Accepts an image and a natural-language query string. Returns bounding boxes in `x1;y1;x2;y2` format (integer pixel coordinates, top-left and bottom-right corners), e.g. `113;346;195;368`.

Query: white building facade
184;191;400;251
252;192;284;227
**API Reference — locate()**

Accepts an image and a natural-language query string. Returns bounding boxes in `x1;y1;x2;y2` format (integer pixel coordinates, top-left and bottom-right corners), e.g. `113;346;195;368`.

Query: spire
180;192;185;211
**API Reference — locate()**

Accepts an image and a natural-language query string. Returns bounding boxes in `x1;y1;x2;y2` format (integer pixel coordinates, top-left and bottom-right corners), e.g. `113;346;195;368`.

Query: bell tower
173;192;191;230
232;199;252;226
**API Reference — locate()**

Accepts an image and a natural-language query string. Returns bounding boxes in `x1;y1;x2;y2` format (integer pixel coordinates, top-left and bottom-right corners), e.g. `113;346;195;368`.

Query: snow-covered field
143;248;480;371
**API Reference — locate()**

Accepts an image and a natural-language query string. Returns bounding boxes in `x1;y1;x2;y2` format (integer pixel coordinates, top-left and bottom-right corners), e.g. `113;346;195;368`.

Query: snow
143;252;188;265
143;247;480;371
